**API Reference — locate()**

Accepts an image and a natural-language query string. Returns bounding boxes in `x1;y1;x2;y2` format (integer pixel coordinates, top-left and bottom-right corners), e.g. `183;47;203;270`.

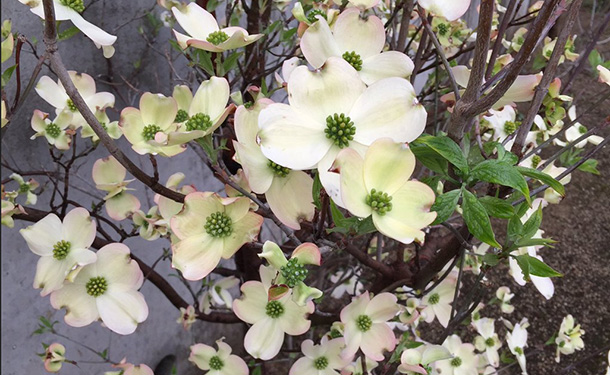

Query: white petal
139;93;177;130
50;283;99;327
97;290;148;335
234;99;273;145
62;207;96;249
244;318;285;360
221;211;263;259
266;171;315;230
333;9;384;59
419;0;472;21
365;293;399;322
233;141;274;194
359;51;414;85
300;17;341;69
233;281;268;323
363;139;416;195
289;357;317;375
172;235;223;280
278;300;313;335
382;181;436;232
333;147;370;217
20;213;62;256
34;256;72;296
96;243;143;290
189;77;230;122
35;76;68;109
172;2;219;40
360;323;396;361
105;192;141;221
68;11;117;47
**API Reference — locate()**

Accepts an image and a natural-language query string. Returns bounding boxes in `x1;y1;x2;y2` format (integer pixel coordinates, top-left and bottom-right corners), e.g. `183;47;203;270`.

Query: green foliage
478;196;514;219
461;188;500;248
327;200;376;235
312;172;322;210
513;254;562;281
414;134;469;174
430;189;461;224
469;160;531;204
410;142;450;176
1;65;16;88
516;166;565;195
31;316;58;336
57;25;80;41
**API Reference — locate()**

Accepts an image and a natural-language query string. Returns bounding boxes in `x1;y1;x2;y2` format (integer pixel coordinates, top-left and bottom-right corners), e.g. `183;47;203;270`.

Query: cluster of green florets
206;31;229;46
60;0;85;13
142;124;161;141
503;121;521;135
174;109;189;123
531;154;542;169
265;300;285;318
209;356;224;370
66;98;78;112
280;258;307;288
314;356;329;370
46;123;62;138
365;189;393;215
86;276;108;297
205;212;233;237
356;314;372;332
450;357;463;367
52;240;71;260
485;337;496;347
268;161;290;178
437;23;449;36
342;51;363;71
185;113;212;132
19;183;30;193
428;292;440;305
307;9;326;24
325;113;356;148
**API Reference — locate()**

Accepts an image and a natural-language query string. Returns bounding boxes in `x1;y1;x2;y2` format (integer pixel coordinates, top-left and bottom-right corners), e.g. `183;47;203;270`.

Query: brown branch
485;0;518;80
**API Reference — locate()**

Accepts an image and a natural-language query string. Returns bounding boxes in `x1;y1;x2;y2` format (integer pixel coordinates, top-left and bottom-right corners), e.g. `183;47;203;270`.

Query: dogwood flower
555;314;585;362
132;207;167;241
35;72;115;129
473;318;502;368
233;100;315;229
172;3;263;52
332;138;436;244
258;57;426;206
506;322;528;374
300;9;414;85
598;65;610;85
258;241;323;305
50;243;149;335
421;274;457;328
418;0;472;21
190;339;248;375
481;105;518;142
43;343;67;373
495;286;515;314
340;291;399;361
120;93;202;157
19;0;117;57
9;173;39;205
30;110;72;150
555;106;604;148
170;192;263;280
435;335;479;375
233;266;315;360
398;344;451;374
154;172;197;226
20;207;97;296
92;156;141;221
290;338;350;375
177;305;197;330
199;276;240;314
80;109;122;142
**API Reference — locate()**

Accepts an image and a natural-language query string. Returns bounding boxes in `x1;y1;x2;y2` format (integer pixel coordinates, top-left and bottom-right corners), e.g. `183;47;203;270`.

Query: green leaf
478;196;514;219
461;188;501;248
470;160;530;204
514;254;562;278
577;159;600;175
545;332;558;346
588;49;604;76
312;173;322;210
514;237;556;248
410;142;449;175
482;142;518;165
194;50;215;76
483;253;500;266
415;135;469;173
506;215;523;243
195;135;217;164
516;166;565;196
222;52;243;73
354;216;377;235
1;65;16;87
431;189;461;225
521;205;543;241
57;25;80;41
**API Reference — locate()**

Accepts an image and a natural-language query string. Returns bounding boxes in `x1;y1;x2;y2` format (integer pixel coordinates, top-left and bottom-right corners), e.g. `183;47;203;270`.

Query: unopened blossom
35;71;115;129
598;65;610;85
398;344;451;374
132;207;167;241
80;109;122;142
333;138;436;244
290;338;350;375
43;343;67;373
199;276;240;314
10;173;39;205
50;243;149;335
495;286;515;314
506;322;528;374
19;0;117;57
300;9;414;85
555;314;585;362
120;93;201;157
258;57;426;206
170;192;263;280
233;100;315;229
435;335;479;375
177;305;197;330
419;0;472;21
190;339;248;375
172;2;262;52
233;266;314;360
258;241;323;305
473;318;502;368
555;106;604;148
421;274;456;328
106;358;154;375
340;291;399;361
30;110;72;150
20;207;97;296
92;156;141;221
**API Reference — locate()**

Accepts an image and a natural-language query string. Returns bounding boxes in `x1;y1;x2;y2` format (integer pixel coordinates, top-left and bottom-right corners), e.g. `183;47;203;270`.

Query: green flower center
206;31;229;46
545;49;553;58
86;276;108;297
325;113;355;148
307;9;327;23
66;98;78;112
514;347;523;355
19;183;30;193
365;189;392;215
356;314;372;332
185;113;212;131
578;125;587;134
531;154;542;169
428;292;440;305
265;300;285;318
504;121;520;135
329;328;342;339
59;0;85;13
142;124;161;141
100;122;108;131
46;123;62;138
268;160;290;178
209;355;224;370
437;23;449;36
314;356;329;370
342;51;363;71
174;109;189;123
280;258;307;288
485;337;496;347
52;240;71;260
205;212;233;237
450;357;462;367
517;36;525;44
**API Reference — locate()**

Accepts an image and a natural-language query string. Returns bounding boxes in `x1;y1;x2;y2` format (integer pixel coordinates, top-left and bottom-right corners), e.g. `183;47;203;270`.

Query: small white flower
473;318;502;368
506;323;528;374
555;314;585;362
